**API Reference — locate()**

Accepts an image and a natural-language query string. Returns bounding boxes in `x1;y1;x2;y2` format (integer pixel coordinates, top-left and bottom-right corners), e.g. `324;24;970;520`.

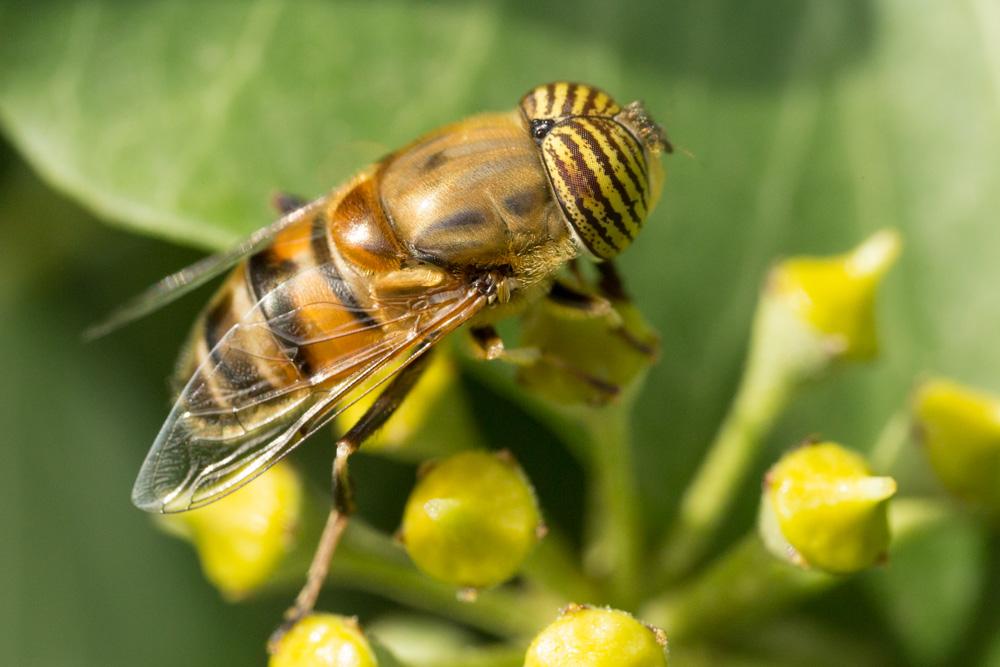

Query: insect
110;81;670;632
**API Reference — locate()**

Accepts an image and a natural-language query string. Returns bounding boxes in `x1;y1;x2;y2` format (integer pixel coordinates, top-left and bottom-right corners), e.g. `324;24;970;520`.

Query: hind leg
269;351;433;651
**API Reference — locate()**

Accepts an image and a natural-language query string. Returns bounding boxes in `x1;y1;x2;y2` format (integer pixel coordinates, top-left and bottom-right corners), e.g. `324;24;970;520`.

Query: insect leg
469;325;619;398
271;192;308;214
270;351;434;650
543;271;657;358
546;280;617;320
594;261;659;358
470;325;541;364
330;348;434;513
595;259;629;301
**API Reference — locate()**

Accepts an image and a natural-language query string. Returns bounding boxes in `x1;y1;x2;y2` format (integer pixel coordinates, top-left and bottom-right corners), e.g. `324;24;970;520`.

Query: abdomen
175;168;410;419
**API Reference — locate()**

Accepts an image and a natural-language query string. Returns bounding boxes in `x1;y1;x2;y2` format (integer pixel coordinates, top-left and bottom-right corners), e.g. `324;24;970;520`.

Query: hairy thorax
378;111;576;287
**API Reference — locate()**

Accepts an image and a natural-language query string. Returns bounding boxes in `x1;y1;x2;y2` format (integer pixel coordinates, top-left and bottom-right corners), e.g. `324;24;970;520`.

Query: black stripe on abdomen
202;290;276;395
308;212;380;330
246;247;314;376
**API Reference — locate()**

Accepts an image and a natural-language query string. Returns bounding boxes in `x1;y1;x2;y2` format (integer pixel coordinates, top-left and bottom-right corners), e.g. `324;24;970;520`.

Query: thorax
377;111;575;279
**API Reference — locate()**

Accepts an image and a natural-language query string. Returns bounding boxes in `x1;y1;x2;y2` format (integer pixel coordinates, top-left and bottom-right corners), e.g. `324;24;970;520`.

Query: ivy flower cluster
155;229;998;666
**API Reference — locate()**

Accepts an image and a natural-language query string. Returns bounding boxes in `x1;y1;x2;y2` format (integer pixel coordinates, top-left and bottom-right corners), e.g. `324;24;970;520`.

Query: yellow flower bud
400;450;543;589
769;229;901;361
760;442;896;574
914;378;1000;515
269;614;377;667
524;605;668;667
159;462;302;599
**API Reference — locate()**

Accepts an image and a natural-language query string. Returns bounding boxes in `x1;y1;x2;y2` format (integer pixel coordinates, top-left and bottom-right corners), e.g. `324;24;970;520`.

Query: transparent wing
85;198;325;340
132;266;487;513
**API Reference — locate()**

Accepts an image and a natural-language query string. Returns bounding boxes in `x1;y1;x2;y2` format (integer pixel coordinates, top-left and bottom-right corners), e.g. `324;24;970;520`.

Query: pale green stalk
656;295;829;582
868;407;912;473
270;515;553;639
643;497;951;640
572;398;643;607
402;644;526;667
520;529;602;604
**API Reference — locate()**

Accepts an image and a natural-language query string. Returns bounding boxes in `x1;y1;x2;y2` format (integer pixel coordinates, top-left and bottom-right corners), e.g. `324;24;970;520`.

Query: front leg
545;281;618;322
469;324;619;398
526;264;659;360
595;259;629;301
470;325;541;365
593;261;659;359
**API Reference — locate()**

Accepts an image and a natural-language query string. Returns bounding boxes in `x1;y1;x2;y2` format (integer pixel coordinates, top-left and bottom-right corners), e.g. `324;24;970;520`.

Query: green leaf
863;514;986;666
3;0;999;661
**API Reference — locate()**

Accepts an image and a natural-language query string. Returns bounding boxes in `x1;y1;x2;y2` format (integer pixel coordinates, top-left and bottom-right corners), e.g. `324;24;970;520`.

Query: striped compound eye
520;82;662;259
520;82;622;121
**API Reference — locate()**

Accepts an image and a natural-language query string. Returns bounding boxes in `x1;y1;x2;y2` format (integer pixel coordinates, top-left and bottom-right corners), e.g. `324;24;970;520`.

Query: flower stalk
656;230;901;581
576;400;643;607
642;496;950;641
279;514;556;639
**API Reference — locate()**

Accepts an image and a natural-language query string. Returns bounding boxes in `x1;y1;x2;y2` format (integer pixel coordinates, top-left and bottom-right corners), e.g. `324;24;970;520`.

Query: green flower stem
330;522;553;639
408;644;526;667
726;618;893;667
656;296;827;583
868;407;912;473
645;533;831;641
656;350;796;581
571;397;643;607
521;528;602;604
270;505;553;639
642;497;952;641
947;530;1000;667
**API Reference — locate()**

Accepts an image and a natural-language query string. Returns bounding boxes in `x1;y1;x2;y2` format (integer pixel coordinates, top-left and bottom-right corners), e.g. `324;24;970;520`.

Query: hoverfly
108;81;671;630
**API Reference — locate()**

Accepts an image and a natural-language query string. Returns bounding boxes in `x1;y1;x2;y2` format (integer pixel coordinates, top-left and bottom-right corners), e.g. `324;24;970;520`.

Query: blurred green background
2;1;999;665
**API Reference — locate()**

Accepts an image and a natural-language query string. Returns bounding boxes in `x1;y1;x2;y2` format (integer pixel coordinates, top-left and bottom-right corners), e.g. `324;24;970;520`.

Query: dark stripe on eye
575;120;643;226
543;82;557;116
561;83;579;116
606;122;649;207
247;242;313;376
608;120;649;182
572;122;645;229
554;131;633;244
580;86;598;114
577;120;642;201
310;213;380;330
544;143;617;255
